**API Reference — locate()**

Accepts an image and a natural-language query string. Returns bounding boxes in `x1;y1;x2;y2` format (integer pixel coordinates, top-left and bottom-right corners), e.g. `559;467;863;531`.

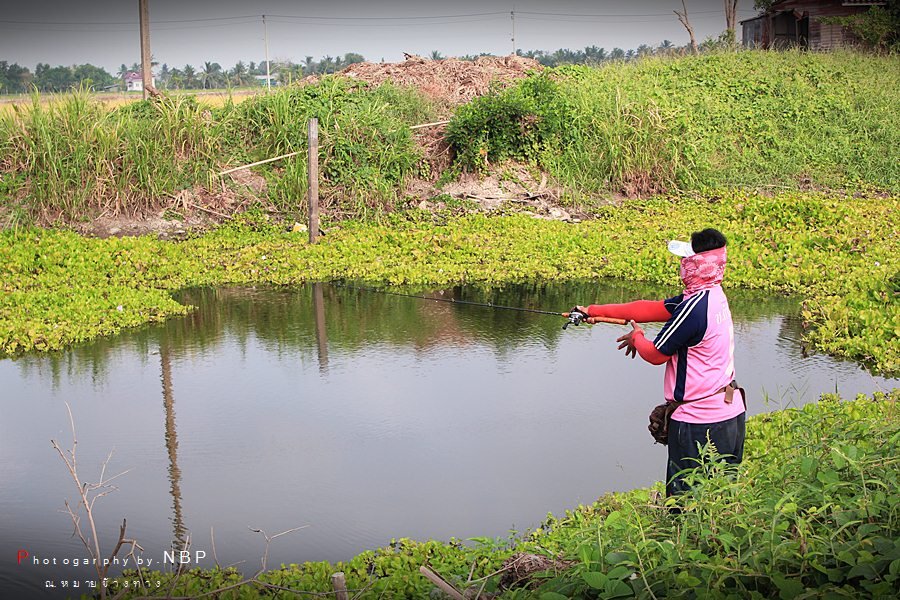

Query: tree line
0;54;371;94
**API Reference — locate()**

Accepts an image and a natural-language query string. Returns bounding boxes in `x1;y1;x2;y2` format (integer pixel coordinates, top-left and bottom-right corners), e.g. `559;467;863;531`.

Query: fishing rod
335;282;627;329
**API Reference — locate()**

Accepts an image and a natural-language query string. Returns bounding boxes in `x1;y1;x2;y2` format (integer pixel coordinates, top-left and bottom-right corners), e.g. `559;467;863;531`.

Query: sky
0;0;760;73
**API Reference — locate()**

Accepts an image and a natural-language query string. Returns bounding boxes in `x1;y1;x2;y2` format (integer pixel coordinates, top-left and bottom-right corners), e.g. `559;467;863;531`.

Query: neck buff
680;246;727;296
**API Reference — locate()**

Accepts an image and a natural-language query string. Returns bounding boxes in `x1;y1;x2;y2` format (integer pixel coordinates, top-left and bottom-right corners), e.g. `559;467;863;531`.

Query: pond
1;281;896;597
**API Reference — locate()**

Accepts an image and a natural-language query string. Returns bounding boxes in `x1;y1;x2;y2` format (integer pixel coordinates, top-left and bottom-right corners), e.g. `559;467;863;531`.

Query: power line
265;16;507;28
0;11;509;27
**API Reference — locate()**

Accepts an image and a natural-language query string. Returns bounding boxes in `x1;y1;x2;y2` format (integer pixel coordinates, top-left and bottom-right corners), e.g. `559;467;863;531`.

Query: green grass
447;50;900;197
0;79;435;221
3;51;898;224
102;390;900;599
2;192;897;374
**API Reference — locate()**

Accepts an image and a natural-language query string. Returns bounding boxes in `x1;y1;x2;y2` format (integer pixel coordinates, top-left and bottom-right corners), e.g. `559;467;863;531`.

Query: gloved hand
562;306;589;318
616;320;645;359
562;306;589;329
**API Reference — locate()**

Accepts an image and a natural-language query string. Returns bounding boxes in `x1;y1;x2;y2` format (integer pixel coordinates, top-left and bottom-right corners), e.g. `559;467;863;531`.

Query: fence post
307;117;319;244
331;571;348;600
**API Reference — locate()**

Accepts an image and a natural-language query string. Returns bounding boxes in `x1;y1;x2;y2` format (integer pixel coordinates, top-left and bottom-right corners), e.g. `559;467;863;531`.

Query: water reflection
160;342;186;549
313;283;329;374
1;281;895;598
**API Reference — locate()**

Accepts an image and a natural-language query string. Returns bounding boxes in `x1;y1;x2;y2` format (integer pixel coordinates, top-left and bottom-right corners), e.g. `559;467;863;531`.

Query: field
0;87;261;114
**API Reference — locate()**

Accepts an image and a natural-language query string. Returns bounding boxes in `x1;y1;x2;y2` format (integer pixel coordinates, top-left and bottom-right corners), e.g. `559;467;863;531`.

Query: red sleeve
586;300;670;323
633;331;669;365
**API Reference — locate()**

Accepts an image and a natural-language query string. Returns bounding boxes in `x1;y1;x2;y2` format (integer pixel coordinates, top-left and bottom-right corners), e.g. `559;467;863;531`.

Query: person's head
668;227;728;293
690;228;727;254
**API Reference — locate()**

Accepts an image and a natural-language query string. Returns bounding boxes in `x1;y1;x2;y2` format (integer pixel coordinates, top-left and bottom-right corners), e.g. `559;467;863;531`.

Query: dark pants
666;413;746;497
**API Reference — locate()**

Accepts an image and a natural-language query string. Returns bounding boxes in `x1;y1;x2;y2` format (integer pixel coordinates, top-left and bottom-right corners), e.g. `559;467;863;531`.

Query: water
1;281;895;597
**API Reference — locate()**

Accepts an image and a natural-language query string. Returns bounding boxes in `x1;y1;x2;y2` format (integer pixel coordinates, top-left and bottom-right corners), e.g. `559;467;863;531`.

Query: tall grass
0;90;221;218
0;79;435;221
447;50;900;195
223;78;434;218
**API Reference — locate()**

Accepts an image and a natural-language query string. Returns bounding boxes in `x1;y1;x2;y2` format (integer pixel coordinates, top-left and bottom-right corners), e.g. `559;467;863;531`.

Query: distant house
253;74;278;86
741;0;887;50
124;71;155;92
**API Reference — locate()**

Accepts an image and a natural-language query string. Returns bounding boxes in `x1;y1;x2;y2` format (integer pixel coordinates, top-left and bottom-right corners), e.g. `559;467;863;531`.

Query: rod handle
587;316;628;325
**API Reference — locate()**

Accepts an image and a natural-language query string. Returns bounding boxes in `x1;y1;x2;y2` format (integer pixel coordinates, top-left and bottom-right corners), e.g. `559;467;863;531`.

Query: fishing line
334;281;627;329
336;281;563;316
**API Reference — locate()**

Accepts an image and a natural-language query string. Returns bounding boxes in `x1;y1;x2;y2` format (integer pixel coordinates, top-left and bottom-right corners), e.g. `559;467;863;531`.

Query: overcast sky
0;0;760;73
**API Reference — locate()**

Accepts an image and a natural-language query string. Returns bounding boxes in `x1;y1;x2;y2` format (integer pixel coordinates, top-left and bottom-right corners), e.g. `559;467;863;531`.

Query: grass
3;50;898;225
0;79;435;221
0;87;261;113
447;50;900;197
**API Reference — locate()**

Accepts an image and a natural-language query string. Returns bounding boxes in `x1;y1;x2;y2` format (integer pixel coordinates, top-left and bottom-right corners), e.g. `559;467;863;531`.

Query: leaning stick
410;119;451;130
217;151;303;176
419;566;466;600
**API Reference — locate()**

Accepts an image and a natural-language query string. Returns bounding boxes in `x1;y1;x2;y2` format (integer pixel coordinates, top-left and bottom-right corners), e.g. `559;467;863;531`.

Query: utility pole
263;14;271;92
510;5;516;56
139;0;152;99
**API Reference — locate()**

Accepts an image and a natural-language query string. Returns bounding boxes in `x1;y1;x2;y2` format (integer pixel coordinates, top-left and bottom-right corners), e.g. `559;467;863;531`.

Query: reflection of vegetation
4;193;897;373
11;281;798;385
113;391;900;599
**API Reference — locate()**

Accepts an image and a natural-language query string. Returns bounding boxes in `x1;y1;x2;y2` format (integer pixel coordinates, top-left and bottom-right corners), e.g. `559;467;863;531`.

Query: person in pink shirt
572;228;745;497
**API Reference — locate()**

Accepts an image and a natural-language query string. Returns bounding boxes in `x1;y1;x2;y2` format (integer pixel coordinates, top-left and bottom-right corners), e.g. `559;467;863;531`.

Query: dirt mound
339;54;542;104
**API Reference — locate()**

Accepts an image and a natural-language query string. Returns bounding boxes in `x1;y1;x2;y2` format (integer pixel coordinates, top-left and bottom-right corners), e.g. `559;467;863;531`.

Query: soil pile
339;54;542;105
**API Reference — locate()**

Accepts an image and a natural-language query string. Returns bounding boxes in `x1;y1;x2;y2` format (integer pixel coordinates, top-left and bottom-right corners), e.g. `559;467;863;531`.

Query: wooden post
331;572;349;600
307;117;319;244
139;0;152;100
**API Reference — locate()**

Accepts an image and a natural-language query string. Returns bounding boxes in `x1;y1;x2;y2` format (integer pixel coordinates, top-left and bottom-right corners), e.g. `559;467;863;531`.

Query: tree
822;3;900;51
200;61;222;89
342;53;365;67
230;61;249;86
182;64;197;88
158;63;170;89
675;0;700;55
429;50;444;60
725;0;737;46
0;61;33;93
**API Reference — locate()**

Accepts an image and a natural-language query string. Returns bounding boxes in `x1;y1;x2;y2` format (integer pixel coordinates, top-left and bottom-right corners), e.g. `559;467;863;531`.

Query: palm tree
182;64;197;88
430;50;444;60
230;61;248;87
200;61;222;89
117;63;128;91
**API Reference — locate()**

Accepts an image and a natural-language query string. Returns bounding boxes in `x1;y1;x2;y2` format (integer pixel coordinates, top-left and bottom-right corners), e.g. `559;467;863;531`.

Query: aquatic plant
1;193;897;374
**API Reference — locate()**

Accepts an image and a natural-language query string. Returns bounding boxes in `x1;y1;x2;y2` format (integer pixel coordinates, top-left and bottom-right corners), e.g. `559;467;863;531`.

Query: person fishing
568;228;745;497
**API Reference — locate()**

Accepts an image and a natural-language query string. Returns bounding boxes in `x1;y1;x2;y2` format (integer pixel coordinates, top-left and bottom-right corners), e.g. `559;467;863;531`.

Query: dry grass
0;88;261;114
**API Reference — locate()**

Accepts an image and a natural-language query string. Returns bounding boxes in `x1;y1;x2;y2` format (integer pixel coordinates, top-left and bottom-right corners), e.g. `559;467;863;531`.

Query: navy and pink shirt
587;284;745;425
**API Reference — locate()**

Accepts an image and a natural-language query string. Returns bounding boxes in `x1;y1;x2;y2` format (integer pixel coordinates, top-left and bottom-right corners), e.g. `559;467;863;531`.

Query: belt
672;380;742;405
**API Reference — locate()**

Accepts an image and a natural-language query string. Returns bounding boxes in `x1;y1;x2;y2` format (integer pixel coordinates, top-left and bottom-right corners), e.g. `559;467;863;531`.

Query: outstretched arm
583;300;671;324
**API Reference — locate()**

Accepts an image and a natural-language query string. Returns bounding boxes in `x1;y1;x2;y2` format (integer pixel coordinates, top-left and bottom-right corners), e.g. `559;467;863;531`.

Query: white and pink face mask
680;246;727;295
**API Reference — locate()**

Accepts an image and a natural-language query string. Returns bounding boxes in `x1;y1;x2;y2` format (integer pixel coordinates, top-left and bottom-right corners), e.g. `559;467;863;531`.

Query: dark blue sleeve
654;291;708;356
663;294;683;315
